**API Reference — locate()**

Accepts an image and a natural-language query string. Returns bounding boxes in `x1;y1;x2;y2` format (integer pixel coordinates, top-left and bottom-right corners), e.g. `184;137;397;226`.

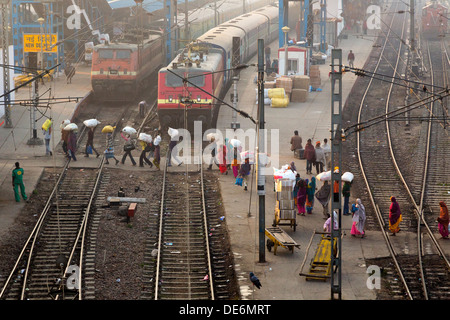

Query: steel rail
199;145;215;300
154;141;215;299
154;149;168;300
356;1;413;300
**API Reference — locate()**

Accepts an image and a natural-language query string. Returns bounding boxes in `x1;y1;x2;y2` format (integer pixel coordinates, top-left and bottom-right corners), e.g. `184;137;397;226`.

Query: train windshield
165;70;205;87
98;49;113;59
116;50;131;59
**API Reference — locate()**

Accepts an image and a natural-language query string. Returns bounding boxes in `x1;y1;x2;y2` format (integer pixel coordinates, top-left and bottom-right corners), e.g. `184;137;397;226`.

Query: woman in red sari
437;201;449;239
296;179;307;216
389;196;402;236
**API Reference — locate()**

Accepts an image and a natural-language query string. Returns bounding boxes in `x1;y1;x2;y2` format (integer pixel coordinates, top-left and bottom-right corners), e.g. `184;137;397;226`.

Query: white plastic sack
206;133;218;141
138;133;152;143
83;118;101;128
316;170;331;181
153;135;161;146
342;172;354;182
168;127;179;139
255;88;270;98
229;139;241;148
60;119;71;129
122;126;137;135
64;123;78;131
256;98;272;105
273;168;296;181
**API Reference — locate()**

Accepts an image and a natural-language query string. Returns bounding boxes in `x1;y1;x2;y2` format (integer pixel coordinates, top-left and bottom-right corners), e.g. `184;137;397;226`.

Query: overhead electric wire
166;68;257;124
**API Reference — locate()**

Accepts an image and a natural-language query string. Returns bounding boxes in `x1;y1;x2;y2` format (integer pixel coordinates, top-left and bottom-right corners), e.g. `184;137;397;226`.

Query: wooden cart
273;207;297;231
299;231;338;281
265;227;300;255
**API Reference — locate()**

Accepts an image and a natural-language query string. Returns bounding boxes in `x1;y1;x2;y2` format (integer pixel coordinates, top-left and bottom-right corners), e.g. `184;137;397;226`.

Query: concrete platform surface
0;30;400;302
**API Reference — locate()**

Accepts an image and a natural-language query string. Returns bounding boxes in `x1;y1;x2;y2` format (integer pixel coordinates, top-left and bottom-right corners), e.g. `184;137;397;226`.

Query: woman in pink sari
296;179;307;215
437;201;449;239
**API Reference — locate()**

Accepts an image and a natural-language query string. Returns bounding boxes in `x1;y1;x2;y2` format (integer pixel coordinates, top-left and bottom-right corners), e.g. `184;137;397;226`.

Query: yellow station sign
23;34;58;53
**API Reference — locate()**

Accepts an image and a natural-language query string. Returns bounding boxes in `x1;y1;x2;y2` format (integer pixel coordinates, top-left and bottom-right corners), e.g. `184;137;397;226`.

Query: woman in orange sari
389;196;402;236
437;201;449;239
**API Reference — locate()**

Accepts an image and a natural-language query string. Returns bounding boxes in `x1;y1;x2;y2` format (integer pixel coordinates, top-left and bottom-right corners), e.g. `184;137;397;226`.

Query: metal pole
1;2;12;128
27;18;43;145
231;36;240;129
409;0;415;53
284;29;288;76
257;39;265;263
330;48;342;300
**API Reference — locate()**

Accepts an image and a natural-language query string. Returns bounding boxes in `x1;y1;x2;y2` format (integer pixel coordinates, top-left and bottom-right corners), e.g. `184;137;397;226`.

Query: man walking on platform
12;162;28;202
348;50;355;68
290;130;303;155
85;126;100;158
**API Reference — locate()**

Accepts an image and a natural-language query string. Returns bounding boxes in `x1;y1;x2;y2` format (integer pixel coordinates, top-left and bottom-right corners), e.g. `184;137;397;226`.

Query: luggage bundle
42;119;52;131
168;127;179;139
122;126;137;135
138;133;152;143
64;123;78;131
153;135;161;146
101;125;115;133
83;118;101;128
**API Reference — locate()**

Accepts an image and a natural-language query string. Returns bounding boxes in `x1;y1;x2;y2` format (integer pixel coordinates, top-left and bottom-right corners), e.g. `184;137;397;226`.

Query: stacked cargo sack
269;88;289;108
255;88;273;106
309;65;321;89
290;75;309;102
275;178;296;220
275;76;293;96
255;87;289;107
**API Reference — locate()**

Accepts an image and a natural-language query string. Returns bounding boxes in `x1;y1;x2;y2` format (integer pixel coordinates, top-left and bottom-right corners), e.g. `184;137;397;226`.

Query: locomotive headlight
197;95;201;102
169;95;173;102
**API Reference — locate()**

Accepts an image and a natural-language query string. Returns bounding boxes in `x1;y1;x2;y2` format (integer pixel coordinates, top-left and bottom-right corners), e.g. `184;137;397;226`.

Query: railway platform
215;31;390;300
1;28;448;303
0;32;391;301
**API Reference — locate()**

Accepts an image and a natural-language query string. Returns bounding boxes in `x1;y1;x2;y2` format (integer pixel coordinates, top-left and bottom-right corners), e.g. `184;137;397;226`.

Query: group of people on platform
17;123;450;242
288;130;449;240
55;120;162;169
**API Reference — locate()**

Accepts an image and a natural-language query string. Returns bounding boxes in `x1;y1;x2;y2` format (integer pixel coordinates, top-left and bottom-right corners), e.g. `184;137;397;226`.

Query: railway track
0;91;157;299
139;141;238;300
155;159;214;300
348;1;450;300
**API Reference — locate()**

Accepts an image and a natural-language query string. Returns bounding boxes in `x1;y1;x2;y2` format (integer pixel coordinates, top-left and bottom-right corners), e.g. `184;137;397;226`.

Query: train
421;1;448;38
157;4;300;130
169;0;273;42
90;30;164;101
90;0;271;101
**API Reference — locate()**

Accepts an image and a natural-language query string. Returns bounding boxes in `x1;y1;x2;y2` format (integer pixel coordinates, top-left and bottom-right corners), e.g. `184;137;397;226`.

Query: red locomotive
91;31;164;101
422;2;448;38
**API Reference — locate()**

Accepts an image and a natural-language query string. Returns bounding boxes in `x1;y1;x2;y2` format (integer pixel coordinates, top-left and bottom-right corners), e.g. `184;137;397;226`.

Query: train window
165;71;185;87
98;49;113;59
116;50;131;59
164;71;205;87
186;72;205;87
